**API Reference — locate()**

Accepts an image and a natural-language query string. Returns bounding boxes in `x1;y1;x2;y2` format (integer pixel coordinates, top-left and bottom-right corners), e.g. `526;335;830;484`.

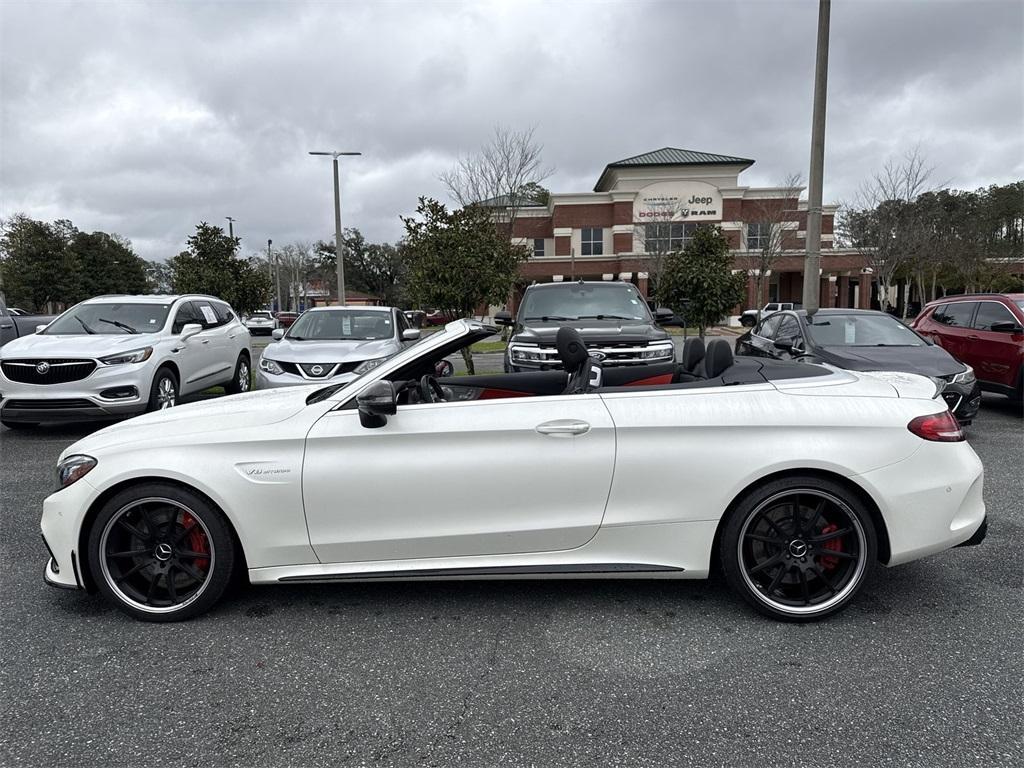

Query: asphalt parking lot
0;395;1021;767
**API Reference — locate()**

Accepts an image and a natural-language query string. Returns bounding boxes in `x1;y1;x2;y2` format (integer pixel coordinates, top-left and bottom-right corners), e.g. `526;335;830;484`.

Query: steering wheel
419;374;446;403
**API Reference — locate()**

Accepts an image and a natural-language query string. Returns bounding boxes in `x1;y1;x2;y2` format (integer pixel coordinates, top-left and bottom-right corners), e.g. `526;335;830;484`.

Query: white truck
740;302;801;327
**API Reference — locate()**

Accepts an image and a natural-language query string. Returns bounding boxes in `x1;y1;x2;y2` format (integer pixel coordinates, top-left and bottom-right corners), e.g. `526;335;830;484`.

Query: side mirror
990;321;1023;334
35;324;48;333
494;310;513;326
271;328;284;340
356;380;397;428
401;328;421;341
180;323;203;342
655;307;675;325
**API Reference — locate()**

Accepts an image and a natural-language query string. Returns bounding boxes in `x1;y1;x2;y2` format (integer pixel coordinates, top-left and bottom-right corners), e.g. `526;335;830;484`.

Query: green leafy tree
0;214;77;311
68;231;149;302
658;225;745;338
314;228;407;306
170;223;270;313
146;260;174;294
402;198;528;373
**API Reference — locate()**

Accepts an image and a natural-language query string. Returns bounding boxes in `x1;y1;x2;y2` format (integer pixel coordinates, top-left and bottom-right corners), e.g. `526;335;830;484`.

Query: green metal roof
595;147;754;190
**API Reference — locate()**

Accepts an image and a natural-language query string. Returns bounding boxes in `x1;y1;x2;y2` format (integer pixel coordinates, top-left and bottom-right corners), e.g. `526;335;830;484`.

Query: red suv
912;293;1024;404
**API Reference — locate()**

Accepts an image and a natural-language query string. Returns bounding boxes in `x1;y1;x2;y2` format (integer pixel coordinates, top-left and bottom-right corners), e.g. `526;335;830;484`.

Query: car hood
263;337;398;363
63;387;316;458
0;333;158;359
816;345;964;377
513;319;668;345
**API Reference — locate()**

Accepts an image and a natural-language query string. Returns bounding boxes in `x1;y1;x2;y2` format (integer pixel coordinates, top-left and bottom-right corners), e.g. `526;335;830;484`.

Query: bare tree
737;173;804;321
838;148;935;312
440;125;554;233
276;241;316;310
632;196;685;305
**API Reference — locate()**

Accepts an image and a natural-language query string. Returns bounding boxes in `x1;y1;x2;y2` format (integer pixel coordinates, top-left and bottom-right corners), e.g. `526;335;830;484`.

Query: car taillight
907;411;964;442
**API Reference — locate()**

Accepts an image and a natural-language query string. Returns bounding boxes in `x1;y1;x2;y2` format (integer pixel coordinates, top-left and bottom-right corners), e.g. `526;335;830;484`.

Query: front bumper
255;368;359;390
942;380;982;424
40;476;101;590
0;359;154;423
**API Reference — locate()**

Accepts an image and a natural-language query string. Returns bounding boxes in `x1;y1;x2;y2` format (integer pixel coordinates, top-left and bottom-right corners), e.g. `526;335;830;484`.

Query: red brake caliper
819;523;842;570
181;512;210;571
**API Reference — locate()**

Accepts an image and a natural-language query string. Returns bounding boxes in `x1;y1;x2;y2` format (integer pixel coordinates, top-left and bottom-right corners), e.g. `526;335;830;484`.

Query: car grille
1;359;97;384
534;343;672;366
299;362;336;378
3;398;95;410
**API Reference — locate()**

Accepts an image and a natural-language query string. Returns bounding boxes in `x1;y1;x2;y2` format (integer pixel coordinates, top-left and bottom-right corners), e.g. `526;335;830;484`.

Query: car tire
86;483;237;622
720;475;877;622
224;353;251;395
147;367;179;412
1;420;38;430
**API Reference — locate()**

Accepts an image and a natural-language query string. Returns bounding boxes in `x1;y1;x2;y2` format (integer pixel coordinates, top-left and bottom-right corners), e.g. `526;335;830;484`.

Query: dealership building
500;147;873;314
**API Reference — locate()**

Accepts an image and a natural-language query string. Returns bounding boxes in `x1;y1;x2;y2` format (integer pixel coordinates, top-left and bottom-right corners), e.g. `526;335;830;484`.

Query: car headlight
55;454;96;490
639;343;675;360
259;357;284;375
952;365;975;385
100;347;153;365
354;358;387;375
510;345;545;362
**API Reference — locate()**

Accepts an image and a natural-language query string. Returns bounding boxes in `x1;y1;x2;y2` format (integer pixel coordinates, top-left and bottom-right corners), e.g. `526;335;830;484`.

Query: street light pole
309;150;361;306
802;0;831;318
225;216;236;241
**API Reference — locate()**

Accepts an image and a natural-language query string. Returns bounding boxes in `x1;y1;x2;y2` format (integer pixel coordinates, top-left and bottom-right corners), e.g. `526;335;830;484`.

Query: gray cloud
1;0;1021;260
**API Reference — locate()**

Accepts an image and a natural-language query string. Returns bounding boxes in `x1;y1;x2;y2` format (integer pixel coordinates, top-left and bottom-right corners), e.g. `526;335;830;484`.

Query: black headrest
704;339;734;378
681;337;706;372
556;327;590;371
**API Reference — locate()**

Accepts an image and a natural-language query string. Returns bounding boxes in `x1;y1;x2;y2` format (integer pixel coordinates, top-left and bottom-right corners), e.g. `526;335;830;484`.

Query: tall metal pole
333;157;346;307
802;0;830;318
226;216;235;241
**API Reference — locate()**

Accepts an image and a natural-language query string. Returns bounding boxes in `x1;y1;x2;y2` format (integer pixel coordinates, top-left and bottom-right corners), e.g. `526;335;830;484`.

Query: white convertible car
40;320;986;622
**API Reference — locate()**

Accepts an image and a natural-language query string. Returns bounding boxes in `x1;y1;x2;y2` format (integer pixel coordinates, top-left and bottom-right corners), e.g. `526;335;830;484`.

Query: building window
581;227;603;256
644;222;699;252
747;222;771;250
533;238;545;258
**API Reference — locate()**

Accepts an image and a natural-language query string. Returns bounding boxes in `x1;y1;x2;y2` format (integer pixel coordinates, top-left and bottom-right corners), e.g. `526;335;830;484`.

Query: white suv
0;294;252;428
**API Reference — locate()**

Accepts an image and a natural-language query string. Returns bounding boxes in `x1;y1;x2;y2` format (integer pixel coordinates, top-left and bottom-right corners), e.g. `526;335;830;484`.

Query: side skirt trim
277;562;683;583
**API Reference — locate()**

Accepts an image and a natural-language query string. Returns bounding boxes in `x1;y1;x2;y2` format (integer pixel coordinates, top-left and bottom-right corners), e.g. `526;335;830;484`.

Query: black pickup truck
496;281;677;372
0;298;54;349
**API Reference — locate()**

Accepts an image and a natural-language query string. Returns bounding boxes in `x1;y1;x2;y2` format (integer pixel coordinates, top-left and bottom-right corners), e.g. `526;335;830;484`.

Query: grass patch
470;340;507;354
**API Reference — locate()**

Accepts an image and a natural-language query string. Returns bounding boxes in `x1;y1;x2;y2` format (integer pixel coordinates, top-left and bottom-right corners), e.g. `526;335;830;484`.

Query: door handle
536;419;590;436
201;339;210;344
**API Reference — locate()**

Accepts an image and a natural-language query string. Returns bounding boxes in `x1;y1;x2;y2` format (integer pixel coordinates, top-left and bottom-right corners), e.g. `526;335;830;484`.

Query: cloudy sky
1;0;1021;260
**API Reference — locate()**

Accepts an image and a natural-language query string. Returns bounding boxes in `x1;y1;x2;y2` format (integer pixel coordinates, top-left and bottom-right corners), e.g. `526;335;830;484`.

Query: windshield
806;314;926;347
44;302;172;335
519;284;652;322
287;309;395;341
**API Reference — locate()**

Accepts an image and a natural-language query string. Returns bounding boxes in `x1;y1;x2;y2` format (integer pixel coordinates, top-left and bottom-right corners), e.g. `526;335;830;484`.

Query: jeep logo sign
634;181;722;222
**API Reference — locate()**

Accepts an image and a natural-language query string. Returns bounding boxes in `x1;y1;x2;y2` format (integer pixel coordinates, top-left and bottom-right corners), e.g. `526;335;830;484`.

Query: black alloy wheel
87;484;236;621
721;478;876;621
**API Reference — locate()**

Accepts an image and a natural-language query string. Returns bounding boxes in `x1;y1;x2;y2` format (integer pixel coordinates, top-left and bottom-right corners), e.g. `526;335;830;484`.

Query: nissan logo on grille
35;361;51;375
310;365;324;376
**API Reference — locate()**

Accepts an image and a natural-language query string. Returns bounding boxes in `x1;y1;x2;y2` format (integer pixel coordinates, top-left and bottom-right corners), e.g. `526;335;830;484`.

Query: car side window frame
192;300;221;329
171;301;201;334
775;315;803;347
938;301;978;328
972;301;1017;332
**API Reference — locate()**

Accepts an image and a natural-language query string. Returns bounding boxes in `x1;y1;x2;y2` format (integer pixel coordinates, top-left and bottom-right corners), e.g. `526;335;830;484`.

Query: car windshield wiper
576;314;636;321
523;315;575;321
74;316;96;334
98;318;138;334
